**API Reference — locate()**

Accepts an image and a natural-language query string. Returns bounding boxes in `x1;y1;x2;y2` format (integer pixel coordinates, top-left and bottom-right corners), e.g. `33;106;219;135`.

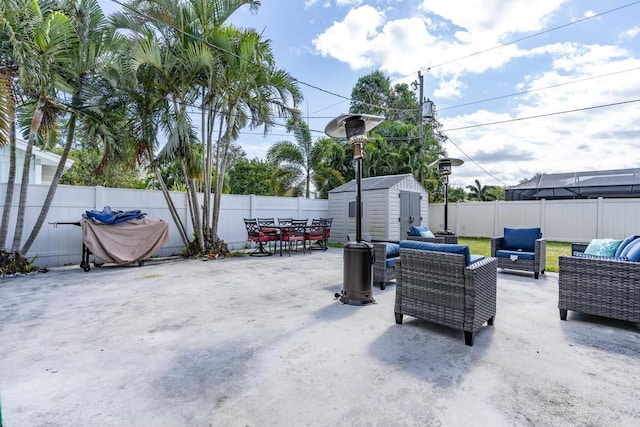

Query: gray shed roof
329;174;414;194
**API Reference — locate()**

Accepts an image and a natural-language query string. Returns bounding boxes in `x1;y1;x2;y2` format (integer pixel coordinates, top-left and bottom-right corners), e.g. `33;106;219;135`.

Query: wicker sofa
491;227;546;279
558;243;640;323
394;240;497;346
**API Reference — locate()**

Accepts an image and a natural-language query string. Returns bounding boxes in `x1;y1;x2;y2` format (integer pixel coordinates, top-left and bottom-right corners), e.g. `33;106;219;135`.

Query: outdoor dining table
265;224;306;256
259;220;329;256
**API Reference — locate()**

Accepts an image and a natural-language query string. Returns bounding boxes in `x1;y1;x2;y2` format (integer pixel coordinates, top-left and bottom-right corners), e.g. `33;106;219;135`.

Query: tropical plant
466;179;498;201
267;118;321;198
0;0;78;255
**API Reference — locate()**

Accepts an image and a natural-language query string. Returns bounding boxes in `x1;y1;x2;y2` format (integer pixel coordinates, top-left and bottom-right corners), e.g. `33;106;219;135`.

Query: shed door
400;191;421;238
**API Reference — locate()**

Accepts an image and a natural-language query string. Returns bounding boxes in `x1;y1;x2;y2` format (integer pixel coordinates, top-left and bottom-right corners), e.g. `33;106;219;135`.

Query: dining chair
243;218;276;256
281;219;308;256
257;218;279;252
306;218;328;251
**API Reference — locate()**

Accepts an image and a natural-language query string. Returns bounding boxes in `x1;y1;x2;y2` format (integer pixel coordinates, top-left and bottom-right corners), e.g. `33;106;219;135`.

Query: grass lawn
458;237;572;273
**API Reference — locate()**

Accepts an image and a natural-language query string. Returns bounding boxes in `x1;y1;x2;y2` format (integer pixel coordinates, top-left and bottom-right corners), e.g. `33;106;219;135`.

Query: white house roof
15;139;74;170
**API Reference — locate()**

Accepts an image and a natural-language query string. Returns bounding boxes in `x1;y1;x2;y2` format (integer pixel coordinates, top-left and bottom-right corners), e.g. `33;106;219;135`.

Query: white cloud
419;0;566;39
308;1;639;186
620;26;640;40
312;5;385;69
335;0;363;5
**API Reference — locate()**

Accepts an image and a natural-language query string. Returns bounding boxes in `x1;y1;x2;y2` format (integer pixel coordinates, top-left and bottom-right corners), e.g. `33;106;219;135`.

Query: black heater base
340;241;376;306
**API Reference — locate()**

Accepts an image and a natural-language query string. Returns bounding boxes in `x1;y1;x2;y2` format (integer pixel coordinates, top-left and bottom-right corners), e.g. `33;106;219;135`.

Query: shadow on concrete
368;318;494;385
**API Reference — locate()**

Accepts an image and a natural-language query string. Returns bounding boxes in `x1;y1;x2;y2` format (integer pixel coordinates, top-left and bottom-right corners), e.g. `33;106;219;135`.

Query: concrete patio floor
1;248;639;426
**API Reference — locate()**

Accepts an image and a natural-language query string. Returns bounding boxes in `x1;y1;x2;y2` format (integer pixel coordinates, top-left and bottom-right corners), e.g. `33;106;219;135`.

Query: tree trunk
0;122;17;248
153;166;189;246
21;110;77;254
211;106;235;242
11;99;45;252
181;162;203;253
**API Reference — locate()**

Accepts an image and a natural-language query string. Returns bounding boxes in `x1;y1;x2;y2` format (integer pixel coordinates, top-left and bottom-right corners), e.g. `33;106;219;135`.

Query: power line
414;1;640;75
443;98;640;132
438;66;640;112
445;136;508;186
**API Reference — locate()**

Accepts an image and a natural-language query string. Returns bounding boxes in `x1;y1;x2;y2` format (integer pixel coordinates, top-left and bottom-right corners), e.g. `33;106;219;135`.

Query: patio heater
429;157;464;236
325;113;384;305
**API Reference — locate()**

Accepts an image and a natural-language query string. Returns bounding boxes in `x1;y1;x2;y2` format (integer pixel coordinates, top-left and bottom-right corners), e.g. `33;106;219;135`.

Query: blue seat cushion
385;242;400;258
400;240;471;266
385;257;397;268
503;227;541;252
408;225;429;236
495;249;535;261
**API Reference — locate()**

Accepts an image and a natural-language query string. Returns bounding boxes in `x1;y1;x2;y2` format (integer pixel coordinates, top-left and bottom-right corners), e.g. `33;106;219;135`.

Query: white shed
328;173;429;242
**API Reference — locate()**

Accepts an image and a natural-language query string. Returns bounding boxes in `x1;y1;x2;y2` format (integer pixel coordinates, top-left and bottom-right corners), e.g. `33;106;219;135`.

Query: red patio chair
306;218;328;251
281;219;308;256
257;217;279;252
244;218;276;256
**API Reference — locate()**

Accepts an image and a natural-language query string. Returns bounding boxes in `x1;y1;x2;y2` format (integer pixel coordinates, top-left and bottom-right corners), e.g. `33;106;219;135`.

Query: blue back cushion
385;243;400;258
619;238;640;259
503;227;541;252
615;235;640;257
400;240;471;266
408;225;428;236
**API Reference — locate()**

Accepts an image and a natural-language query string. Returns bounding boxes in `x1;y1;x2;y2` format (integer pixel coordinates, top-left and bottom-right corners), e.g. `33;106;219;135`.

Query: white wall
429;198;640;242
0;184;329;268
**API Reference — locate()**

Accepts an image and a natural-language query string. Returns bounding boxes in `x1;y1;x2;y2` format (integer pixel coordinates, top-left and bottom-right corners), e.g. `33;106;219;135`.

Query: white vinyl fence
429;198;640;242
4;182;640;269
0;184;329;268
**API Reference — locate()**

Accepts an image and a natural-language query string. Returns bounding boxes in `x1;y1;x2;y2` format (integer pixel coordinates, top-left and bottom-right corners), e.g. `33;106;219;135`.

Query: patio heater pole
444;175;449;232
428;157;464;236
325;114;384;306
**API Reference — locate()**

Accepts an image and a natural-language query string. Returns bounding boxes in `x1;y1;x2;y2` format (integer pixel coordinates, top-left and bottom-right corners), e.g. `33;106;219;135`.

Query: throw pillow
419;229;436;238
614;234;640;257
584;239;623;257
618;236;640;258
408;225;428;236
624;240;640;262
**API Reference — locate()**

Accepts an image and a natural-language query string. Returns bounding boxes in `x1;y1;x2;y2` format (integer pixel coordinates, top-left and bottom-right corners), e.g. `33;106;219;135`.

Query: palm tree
21;0;125;254
267;118;322;198
0;0;22;248
113;1;299;254
1;0;77;254
210;27;301;242
466;179;498;201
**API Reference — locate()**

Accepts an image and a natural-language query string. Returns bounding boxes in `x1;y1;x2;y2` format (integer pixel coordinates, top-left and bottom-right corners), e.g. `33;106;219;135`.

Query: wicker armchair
372;242;397;290
558;243;640;323
395;247;497;346
491;227;546;279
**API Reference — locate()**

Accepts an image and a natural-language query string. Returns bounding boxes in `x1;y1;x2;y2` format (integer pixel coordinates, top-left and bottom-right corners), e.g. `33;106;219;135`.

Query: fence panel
0;184;330;268
430;198;640;242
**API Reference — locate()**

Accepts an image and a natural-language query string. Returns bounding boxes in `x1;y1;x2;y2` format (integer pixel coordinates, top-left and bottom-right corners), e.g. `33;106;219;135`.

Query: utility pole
416;71;425;183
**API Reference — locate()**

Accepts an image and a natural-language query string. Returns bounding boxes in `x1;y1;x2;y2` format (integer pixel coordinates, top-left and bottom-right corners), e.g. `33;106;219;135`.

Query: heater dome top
324;114;385;139
428;157;464;168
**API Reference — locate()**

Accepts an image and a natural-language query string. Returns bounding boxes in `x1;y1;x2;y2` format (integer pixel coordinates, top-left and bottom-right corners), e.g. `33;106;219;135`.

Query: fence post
540;198;546;234
493;200;500;236
94;185;106;210
597;197;604;238
249;194;257;219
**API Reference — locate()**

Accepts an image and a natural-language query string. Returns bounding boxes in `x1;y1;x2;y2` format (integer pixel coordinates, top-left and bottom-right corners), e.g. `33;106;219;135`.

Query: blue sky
99;0;640;189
